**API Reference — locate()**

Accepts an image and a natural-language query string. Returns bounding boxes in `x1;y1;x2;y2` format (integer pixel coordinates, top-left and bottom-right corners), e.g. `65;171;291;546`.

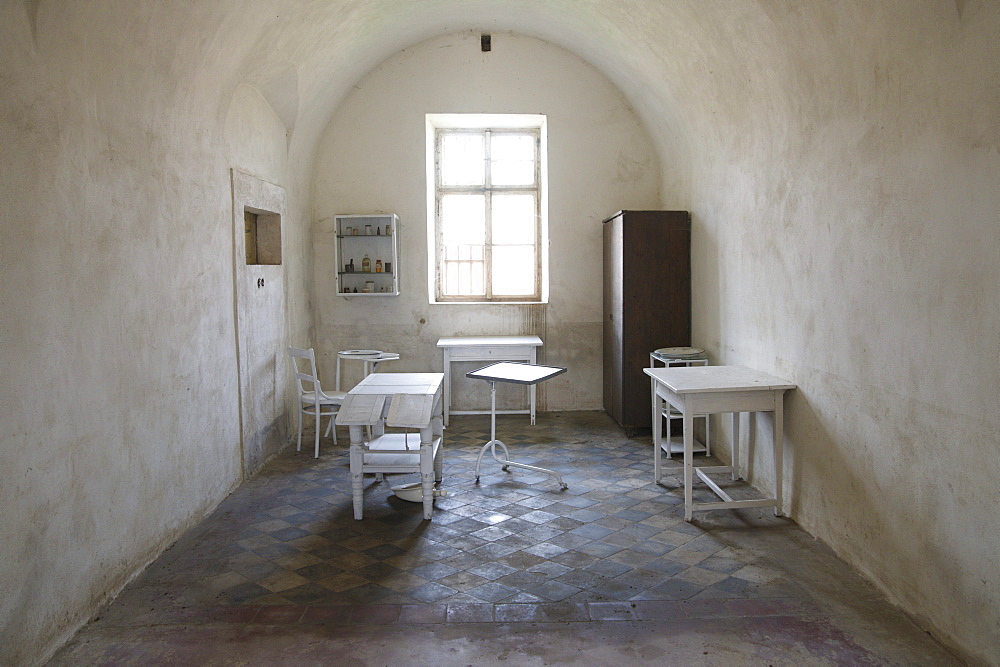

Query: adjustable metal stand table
466;361;568;489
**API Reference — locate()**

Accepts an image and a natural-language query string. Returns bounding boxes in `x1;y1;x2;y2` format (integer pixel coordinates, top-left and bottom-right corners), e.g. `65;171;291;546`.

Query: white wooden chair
287;347;347;457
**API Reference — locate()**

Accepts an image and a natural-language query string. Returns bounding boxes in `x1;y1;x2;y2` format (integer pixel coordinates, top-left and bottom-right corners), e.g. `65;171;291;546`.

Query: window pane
492;245;535;295
441;194;485;245
442;258;484;296
441;134;485;186
491;134;534;161
491;134;535;185
445;261;458;293
461;263;471;294
492;194;535;245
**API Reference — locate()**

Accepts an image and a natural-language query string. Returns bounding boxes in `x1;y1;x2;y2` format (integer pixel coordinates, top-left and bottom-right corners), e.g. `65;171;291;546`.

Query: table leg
349;425;365;520
732;412;741;481
652;379;662;483
774;396;784;516
443;348;451;426
420;424;435;520
683;408;694;521
705;412;712;457
529;347;537;425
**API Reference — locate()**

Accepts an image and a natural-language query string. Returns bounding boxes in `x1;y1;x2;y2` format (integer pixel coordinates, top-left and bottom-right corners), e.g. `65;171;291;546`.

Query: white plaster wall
674;3;1000;661
311;31;661;410
223;82;311;368
224;85;289;187
0;5;307;663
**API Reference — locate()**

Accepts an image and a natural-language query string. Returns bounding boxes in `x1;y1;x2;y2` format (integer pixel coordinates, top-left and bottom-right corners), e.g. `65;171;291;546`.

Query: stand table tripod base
475;438;567;489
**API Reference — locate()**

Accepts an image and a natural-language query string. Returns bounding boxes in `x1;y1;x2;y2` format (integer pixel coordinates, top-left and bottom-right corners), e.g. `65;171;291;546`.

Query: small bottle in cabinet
335;214;399;296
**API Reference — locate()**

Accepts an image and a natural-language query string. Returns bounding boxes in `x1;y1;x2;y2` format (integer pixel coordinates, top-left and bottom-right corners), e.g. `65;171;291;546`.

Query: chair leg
296;406;303;452
314;410;321;458
324;413;338;445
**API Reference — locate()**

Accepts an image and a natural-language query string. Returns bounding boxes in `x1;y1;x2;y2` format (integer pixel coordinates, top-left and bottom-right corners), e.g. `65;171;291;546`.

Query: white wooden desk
337;372;444;520
644;366;795;521
437;336;543;426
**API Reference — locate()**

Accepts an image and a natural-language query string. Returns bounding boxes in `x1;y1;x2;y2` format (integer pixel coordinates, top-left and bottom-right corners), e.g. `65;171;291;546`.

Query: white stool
650;347;711;465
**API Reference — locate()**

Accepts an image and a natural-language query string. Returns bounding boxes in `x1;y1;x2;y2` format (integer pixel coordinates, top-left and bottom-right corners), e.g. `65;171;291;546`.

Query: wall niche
244;209;282;265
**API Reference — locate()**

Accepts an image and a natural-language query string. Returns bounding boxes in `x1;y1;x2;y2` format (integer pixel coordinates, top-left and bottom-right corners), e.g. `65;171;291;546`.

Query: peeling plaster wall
311;32;660;411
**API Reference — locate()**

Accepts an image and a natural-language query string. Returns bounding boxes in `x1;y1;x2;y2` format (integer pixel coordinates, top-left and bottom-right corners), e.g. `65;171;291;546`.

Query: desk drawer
447;345;533;361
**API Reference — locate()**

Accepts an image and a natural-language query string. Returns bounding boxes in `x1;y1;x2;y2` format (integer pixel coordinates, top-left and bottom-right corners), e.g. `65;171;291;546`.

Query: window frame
427;114;547;304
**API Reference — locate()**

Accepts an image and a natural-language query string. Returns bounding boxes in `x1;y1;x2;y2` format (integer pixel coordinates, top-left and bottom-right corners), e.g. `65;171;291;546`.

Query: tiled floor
51;412;960;665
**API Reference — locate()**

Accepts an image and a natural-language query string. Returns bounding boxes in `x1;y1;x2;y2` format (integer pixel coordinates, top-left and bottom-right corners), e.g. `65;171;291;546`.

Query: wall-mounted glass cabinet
335;214;399;296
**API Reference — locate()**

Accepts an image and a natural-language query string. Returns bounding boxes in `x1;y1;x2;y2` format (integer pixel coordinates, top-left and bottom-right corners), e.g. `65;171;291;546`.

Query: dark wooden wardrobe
603;210;691;434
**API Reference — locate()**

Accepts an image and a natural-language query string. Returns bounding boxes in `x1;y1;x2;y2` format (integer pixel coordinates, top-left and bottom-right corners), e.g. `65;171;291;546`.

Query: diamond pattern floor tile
112;412;802;612
50;410;964;666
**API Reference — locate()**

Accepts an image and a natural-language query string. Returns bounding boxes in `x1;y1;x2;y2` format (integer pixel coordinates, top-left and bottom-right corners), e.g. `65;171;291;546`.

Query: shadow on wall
780;382;960;654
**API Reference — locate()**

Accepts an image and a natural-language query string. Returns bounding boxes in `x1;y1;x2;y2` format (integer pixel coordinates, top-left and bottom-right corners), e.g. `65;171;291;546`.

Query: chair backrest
288;347;323;397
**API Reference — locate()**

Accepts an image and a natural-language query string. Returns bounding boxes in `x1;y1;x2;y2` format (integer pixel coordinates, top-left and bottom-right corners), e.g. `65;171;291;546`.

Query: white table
466;362;568;489
437;336;543;426
644;365;795;521
335;350;400;391
336;372;444;520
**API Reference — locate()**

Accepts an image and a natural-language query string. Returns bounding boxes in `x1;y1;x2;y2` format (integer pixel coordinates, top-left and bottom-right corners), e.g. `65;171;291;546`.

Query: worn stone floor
51;411;960;665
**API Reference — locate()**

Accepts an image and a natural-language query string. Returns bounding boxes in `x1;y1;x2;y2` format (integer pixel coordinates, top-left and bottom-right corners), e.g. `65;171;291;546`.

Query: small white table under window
335;350;400;392
436;336;543;426
644;365;795;521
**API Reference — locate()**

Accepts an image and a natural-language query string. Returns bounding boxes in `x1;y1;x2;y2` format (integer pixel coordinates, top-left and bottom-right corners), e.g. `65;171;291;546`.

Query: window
427;115;547;303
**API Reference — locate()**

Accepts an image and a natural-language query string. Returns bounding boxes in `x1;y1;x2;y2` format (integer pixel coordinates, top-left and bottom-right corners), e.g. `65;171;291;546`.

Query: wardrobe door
602;213;624;425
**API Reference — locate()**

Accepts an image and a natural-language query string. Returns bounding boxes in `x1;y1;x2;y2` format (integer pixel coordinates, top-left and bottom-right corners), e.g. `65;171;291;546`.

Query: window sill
430;300;548;306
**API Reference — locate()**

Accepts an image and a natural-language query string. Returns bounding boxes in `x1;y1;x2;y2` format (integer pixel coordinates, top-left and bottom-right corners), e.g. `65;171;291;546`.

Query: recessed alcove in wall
244;209;282;265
